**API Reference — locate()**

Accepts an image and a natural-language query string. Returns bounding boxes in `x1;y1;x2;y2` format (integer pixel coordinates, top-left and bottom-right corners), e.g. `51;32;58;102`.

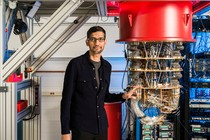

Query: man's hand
61;134;71;140
122;86;140;100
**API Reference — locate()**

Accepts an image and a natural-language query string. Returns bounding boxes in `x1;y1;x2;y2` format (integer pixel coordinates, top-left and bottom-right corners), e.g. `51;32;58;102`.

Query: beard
91;46;103;54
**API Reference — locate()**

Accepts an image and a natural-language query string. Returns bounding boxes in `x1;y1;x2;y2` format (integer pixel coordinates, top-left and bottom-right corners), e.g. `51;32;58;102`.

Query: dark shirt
60;51;125;135
91;60;101;89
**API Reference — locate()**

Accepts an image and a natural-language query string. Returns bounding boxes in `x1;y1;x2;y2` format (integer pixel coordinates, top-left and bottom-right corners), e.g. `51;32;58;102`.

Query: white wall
8;17;125;57
8;16;127;140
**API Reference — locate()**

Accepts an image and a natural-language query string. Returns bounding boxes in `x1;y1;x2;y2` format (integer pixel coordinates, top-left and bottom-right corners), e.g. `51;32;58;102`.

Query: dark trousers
72;128;107;140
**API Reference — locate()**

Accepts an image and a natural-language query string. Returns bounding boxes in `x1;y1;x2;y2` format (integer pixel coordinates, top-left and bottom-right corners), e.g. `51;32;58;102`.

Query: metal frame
17;79;32;91
0;1;6;140
96;0;107;16
0;78;41;140
1;1;88;140
22;76;41;140
2;0;84;81
0;0;5;85
0;86;8;92
17;105;32;123
5;7;15;42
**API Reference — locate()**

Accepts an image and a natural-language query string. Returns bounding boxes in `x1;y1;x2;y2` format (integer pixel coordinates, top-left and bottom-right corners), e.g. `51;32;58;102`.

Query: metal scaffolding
0;77;41;140
0;0;90;140
2;0;84;81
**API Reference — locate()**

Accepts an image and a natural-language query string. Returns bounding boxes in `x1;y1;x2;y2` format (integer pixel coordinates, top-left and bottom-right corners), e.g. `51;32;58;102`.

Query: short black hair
87;26;106;39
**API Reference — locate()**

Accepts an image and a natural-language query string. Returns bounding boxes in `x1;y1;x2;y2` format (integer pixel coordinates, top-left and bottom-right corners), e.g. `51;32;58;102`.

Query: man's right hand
61;134;71;140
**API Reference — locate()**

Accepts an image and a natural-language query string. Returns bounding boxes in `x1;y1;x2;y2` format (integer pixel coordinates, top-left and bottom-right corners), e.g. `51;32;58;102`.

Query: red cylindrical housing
104;102;122;140
117;1;195;42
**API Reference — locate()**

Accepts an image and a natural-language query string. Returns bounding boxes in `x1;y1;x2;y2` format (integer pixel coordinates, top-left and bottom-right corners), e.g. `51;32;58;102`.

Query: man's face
86;31;106;55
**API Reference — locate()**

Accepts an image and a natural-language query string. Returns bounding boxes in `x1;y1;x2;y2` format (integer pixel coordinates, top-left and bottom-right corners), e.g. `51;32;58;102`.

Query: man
60;26;137;140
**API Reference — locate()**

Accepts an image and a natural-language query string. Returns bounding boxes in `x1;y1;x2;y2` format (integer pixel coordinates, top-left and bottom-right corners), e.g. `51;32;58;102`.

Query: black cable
121;58;128;91
23;105;37;121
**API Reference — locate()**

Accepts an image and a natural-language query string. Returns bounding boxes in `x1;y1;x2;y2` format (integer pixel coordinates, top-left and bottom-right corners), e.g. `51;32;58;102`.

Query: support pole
0;0;5;85
0;1;6;140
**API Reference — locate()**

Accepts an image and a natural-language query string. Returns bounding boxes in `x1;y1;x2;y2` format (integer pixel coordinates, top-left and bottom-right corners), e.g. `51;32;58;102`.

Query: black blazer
60;51;124;135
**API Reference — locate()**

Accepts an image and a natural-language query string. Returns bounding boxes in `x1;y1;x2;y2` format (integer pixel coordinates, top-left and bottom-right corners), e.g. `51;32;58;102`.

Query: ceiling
14;0;210;17
16;0;99;16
